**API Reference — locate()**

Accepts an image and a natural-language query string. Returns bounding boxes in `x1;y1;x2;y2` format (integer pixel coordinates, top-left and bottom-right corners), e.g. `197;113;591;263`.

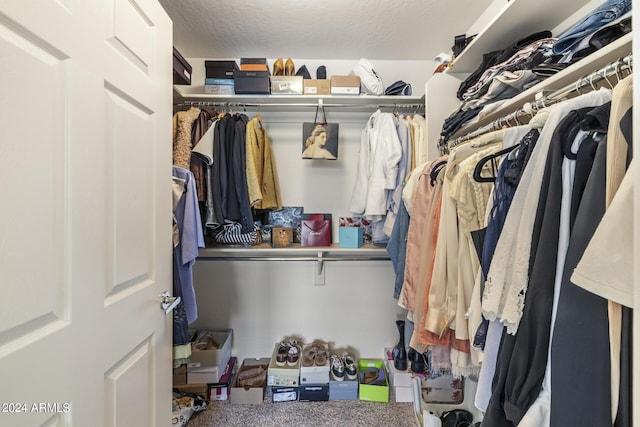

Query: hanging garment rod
175;101;424;110
198;256;390;262
445;54;633;152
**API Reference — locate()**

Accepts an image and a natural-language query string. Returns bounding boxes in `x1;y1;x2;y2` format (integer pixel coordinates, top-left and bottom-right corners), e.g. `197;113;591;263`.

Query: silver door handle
160;291;181;314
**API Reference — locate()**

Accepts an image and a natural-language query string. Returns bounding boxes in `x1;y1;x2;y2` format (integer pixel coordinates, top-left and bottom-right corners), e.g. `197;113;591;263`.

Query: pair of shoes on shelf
237;366;266;388
301;340;329;367
276;339;300;366
273;58;295;76
360;367;385;386
330;352;357;381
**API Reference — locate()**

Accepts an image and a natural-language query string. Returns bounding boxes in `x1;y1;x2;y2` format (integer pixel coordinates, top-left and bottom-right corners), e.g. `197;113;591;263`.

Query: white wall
189;107;411;360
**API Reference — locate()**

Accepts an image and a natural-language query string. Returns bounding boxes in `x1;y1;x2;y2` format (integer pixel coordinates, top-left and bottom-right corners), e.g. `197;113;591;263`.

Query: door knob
160;291;181;314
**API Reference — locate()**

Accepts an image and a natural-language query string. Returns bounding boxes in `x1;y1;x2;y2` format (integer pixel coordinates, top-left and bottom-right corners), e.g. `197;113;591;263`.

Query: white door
0;0;173;425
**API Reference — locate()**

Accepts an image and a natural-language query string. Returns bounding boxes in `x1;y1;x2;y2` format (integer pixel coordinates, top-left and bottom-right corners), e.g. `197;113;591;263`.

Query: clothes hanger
429;159;448;185
255;111;264;129
472;144;519;183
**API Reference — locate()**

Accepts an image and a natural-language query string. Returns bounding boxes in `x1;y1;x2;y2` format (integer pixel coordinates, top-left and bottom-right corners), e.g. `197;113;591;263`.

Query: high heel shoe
273;58;284;76
285;58;295;76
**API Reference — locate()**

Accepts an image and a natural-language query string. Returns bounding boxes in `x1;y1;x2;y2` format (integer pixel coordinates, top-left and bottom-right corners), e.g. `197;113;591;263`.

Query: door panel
0;0;172;425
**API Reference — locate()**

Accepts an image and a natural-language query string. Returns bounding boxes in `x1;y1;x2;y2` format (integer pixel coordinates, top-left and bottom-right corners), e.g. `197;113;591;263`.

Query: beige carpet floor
187;399;419;427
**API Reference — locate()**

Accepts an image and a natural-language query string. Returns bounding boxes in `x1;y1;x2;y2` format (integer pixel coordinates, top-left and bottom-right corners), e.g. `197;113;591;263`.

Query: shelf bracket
313;252;326;286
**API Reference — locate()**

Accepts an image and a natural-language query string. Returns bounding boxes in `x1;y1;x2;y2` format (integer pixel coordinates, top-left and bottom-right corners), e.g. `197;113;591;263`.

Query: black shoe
316;65;326;79
440;409;473;427
295;65;311;79
409;348;426;373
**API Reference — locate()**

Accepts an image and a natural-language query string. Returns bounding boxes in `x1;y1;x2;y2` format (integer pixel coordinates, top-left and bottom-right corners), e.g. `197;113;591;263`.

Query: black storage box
299;384;329;402
173;47;192;85
205;60;239;79
233;70;270;94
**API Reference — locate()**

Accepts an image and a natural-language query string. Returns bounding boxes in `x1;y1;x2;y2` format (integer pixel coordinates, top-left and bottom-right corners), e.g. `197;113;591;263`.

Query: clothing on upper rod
444;54;633;153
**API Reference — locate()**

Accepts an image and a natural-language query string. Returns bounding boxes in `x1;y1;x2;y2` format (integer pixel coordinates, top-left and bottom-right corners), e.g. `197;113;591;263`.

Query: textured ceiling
159;0;495;61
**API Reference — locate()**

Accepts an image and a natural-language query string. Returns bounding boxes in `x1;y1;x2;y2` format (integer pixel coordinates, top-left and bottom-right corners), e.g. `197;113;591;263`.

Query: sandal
311;340;329;366
301;343;317;367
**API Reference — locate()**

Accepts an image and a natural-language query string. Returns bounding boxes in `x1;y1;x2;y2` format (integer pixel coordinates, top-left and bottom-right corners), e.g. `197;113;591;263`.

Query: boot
409;347;426;373
392;320;408;371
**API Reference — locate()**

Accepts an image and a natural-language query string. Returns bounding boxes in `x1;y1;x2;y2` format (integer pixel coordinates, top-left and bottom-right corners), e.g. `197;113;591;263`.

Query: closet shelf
198;244;390;261
448;0;592;73
448;32;632;140
173;86;424;112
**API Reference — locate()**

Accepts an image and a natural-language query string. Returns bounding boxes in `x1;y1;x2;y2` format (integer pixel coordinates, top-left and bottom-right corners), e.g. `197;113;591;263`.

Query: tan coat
245;117;282;210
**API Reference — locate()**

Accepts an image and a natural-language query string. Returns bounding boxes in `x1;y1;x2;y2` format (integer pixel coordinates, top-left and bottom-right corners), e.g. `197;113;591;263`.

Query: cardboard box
270;76;303;94
269;386;299;403
187;359;229;384
229;358;270;405
204;78;235;95
190;329;232;367
329;379;359;401
421;386;464;404
173;364;187;387
173;383;208;397
206;357;237;402
240;57;268;72
271;227;293;248
267;343;300;386
358;359;389;403
205;60;238;79
234;70;270;94
384;348;412;388
173;47;192;85
299;384;329;402
331;75;361;95
303;79;331;95
392;386;414;403
339;226;364;248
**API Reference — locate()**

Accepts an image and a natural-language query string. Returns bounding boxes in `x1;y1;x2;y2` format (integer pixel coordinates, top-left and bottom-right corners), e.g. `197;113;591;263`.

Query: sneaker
342;352;357;381
287;340;300;366
275;341;288;366
330;355;345;381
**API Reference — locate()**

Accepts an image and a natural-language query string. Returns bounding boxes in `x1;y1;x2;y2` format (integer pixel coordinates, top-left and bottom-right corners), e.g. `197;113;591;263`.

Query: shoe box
229;357;270;404
357;359;389;403
187;329;232;384
234;70;270;94
270;76;303;95
303;79;331;95
189;329;232;367
205;60;239;79
299;343;330;384
267;386;299;403
330;75;361;95
384;347;414;403
329;378;358;401
299;384;329;402
267;343;300;386
204;78;234;95
207;357;237;401
173;46;192;85
418;370;464;405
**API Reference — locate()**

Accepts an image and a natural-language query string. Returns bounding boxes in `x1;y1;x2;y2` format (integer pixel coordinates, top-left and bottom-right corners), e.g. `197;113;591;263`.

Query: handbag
302;104;338;160
352;58;384;95
214;221;261;246
301;214;331;247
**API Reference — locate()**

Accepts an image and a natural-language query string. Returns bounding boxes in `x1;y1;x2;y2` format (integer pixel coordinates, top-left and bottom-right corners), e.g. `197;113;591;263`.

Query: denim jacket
553;0;631;54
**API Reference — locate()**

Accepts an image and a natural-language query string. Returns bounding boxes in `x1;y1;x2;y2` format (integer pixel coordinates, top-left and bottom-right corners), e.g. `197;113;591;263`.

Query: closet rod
446;54;633;151
198;256;391;262
176;101;424;110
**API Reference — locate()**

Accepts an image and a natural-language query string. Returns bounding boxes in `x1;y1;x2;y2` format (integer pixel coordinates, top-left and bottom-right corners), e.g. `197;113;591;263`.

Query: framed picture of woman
301;123;339;160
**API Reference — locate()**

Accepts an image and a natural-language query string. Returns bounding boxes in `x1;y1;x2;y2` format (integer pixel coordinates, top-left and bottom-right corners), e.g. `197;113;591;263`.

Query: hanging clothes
481;89;612;427
245;116;283;211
